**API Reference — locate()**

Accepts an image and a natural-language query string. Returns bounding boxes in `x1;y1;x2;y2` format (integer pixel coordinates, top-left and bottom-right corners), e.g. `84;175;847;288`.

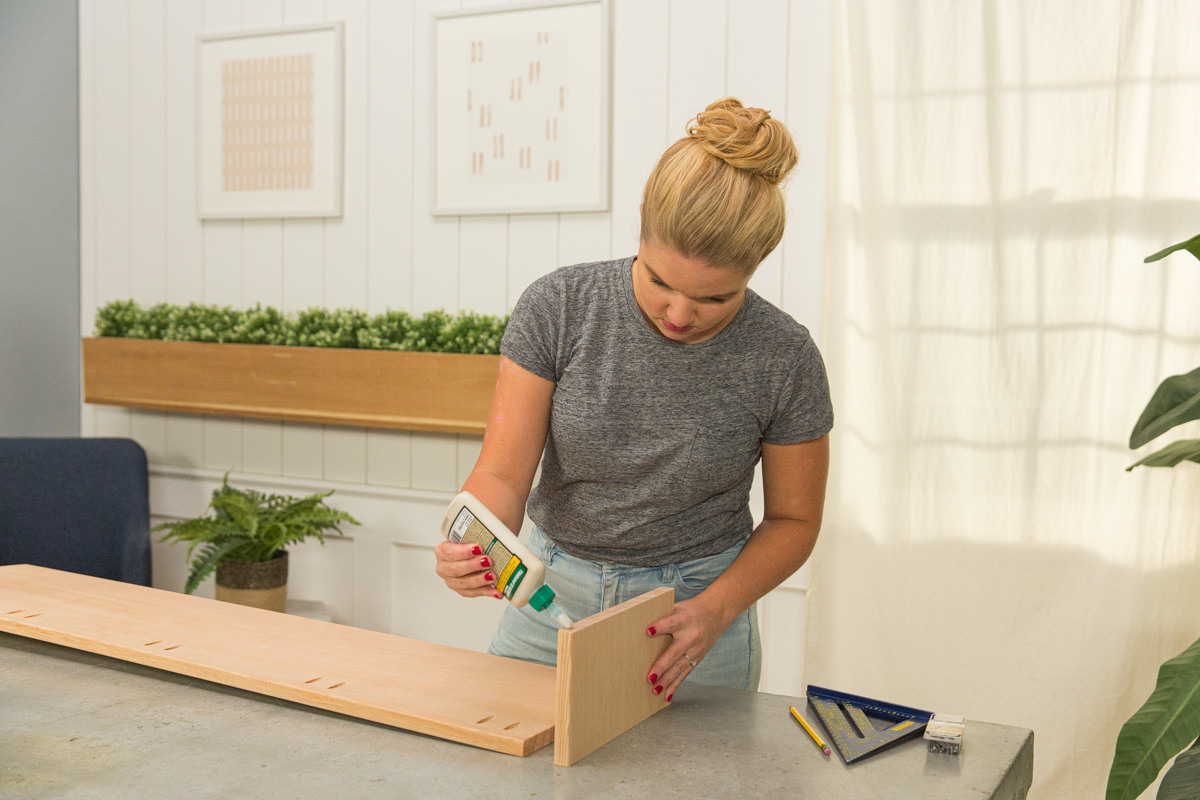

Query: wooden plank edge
79;396;488;435
0;618;546;757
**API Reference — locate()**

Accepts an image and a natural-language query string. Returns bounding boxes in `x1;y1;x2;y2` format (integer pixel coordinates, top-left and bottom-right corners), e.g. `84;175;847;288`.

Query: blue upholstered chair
0;437;151;585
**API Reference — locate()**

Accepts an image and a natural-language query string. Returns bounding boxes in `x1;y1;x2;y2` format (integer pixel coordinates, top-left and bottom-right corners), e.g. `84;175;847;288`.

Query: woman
435;98;832;704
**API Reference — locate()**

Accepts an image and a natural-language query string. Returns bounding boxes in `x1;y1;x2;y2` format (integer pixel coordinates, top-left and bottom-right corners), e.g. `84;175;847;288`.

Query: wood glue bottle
440;491;574;629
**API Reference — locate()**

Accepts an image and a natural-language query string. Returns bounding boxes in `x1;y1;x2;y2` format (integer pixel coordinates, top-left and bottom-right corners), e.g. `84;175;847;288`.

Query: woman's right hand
434;541;503;599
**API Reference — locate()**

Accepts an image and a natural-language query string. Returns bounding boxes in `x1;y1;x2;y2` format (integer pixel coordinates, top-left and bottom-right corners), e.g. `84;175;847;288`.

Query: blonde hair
640;98;798;273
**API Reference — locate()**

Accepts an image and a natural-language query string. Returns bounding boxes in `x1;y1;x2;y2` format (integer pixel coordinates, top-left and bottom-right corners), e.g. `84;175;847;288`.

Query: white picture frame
431;0;611;215
197;23;344;219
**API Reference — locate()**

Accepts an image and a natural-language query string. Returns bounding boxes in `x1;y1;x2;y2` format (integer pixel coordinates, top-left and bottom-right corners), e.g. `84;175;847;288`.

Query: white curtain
810;1;1200;797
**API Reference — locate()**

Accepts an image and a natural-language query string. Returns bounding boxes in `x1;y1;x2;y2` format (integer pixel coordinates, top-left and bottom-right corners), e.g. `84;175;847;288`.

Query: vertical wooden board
93;407;133;438
459;216;510;315
243;420;285;476
412;0;464;315
366;0;414;314
282;422;325;480
507;214;560;304
758;585;807;697
282;220;327;310
203;416;244;472
728;0;788;307
285;0;326;25
242;221;285;306
324;427;368;484
610;0;669;257
666;0;728;144
365;429;413;487
129;0;167;305
324;0;369;311
289;535;355;622
780;0;835;342
201;223;244;306
726;0;788;111
93;0;132;306
558;213;612;267
164;0;203;306
409;432;457;491
351;536;394;633
455;435;484;489
554;587;674;766
129;409;168;465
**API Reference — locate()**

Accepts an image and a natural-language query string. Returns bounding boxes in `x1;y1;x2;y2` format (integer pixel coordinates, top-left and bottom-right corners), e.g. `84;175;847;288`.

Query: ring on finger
683;653;697;668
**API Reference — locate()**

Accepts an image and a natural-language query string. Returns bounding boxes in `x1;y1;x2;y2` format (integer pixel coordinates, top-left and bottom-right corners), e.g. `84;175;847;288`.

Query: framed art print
197;23;344;219
432;0;611;215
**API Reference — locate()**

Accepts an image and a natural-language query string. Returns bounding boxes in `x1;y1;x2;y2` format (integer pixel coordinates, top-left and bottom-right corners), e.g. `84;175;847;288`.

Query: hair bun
686;98;797;185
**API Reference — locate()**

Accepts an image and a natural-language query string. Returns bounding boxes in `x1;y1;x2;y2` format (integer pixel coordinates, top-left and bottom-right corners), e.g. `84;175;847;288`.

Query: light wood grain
81;338;500;435
0;564;554;756
554;587;674;766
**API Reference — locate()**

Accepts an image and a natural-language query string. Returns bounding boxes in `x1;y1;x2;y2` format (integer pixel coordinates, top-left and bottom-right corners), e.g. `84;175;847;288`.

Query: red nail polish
471;545;482;556
480;557;492;568
647;625;656;636
493;591;503;599
648;673;658;684
666;694;673;702
654;685;664;695
485;572;496;582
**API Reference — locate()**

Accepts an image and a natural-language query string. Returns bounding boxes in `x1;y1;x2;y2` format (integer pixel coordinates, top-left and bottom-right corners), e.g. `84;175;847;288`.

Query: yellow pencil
790;705;832;756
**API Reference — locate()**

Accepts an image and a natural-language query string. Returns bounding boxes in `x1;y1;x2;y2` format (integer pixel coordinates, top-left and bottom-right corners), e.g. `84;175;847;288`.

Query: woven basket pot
215;550;288;613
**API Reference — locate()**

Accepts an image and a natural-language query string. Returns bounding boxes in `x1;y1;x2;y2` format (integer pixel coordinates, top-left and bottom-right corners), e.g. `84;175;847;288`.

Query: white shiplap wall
78;0;832;696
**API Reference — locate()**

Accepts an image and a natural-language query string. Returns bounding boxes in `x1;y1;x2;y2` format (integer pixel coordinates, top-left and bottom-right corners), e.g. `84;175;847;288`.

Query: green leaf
1107;636;1200;800
1158;737;1200;800
156;474;360;587
1127;440;1200;471
183;539;244;594
1145;235;1200;263
1129;367;1200;450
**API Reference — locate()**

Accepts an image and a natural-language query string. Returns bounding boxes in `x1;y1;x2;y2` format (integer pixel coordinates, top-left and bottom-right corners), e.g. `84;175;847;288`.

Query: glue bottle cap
530;585;574;629
529;584;557;611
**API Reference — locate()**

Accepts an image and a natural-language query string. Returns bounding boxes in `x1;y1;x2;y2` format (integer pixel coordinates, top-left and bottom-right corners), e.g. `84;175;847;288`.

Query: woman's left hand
644;596;729;702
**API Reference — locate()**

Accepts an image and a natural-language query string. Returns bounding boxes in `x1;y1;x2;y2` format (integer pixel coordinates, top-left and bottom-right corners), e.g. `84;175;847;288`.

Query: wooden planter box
82;338;500;435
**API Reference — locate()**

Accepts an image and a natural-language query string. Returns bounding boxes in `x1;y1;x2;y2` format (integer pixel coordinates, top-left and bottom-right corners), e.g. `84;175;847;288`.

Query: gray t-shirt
501;256;833;566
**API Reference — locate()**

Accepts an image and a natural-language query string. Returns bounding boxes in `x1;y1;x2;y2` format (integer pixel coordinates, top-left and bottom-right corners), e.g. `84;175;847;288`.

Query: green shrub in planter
230;304;288;345
357;309;415;351
91;300;508;356
287;307;370;349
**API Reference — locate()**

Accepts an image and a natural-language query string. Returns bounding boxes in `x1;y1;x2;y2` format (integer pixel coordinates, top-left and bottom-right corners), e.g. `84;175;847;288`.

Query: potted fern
155;475;360;613
1107;234;1200;800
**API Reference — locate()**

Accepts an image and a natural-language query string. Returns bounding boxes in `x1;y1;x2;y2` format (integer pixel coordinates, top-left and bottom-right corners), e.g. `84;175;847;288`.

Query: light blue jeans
487;526;761;691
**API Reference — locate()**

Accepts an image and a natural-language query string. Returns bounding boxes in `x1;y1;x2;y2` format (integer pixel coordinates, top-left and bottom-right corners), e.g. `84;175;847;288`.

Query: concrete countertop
0;631;1032;799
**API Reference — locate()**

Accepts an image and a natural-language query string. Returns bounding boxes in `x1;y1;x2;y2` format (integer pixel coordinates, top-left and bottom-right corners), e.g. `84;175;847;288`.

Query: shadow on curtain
810;2;1200;796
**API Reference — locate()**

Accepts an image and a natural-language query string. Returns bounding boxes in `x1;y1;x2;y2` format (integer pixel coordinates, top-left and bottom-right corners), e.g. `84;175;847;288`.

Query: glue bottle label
448;507;528;599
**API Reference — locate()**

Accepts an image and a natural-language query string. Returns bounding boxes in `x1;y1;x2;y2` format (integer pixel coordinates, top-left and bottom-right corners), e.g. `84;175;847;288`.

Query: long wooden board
0;564;555;756
554;587;674;766
82;338;500;435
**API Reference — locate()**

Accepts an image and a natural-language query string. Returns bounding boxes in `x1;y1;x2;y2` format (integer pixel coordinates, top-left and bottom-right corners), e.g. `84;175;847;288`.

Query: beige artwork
465;30;567;185
221;54;315;192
